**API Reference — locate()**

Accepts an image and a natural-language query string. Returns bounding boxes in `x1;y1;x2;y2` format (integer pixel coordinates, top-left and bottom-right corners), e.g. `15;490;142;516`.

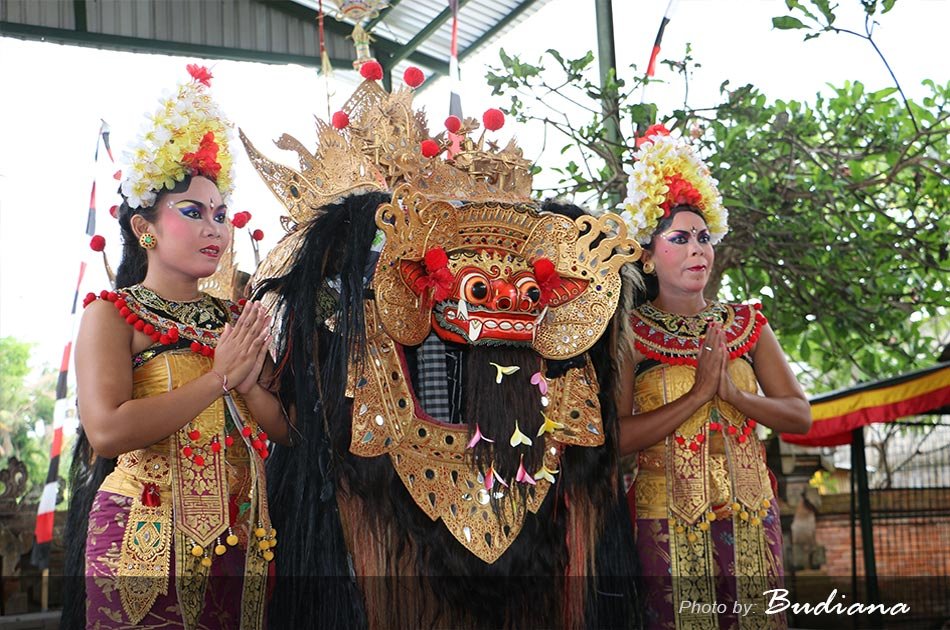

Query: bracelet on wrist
211;370;229;394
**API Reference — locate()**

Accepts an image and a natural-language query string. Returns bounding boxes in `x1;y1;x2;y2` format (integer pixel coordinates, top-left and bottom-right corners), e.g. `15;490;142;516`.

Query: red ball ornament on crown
444;115;462;134
252;229;264;241
90;235;106;252
482;108;505;132
403;66;425;88
359;60;383;81
420;139;441;158
332;110;350;130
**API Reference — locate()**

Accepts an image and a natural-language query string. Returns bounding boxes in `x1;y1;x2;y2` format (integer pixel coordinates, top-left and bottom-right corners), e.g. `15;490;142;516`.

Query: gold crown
241;78;533;223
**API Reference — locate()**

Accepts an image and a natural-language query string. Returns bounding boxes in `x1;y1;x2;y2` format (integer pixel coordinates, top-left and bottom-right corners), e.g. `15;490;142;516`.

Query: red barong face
400;249;586;346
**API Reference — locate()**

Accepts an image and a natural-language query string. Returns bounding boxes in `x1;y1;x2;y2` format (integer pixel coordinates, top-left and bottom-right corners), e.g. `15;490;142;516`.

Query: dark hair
114;176;194;288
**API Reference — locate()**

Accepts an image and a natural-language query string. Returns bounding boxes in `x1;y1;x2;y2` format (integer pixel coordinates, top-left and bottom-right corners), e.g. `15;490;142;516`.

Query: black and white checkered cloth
416;333;457;423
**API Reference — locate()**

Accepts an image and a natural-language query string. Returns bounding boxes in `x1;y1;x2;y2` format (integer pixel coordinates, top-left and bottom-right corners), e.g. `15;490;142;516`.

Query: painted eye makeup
172;201;203;219
214;207;228;223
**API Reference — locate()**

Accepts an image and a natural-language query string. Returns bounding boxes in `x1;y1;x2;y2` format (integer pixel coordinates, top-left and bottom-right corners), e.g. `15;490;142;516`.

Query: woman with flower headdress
616;124;811;629
62;65;289;630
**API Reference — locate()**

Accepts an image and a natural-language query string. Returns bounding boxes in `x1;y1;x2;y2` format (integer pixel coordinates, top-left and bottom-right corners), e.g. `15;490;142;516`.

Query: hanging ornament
329;1;390;70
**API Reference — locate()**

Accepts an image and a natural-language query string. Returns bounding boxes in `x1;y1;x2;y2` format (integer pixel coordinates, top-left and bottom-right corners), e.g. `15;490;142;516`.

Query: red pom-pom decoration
193;455;205;467
241;427;253;438
168;327;180;342
258;432;268;442
252;229;264;241
159;334;170;345
190;341;201;353
403;66;425;88
188;429;201;441
231;212;249;228
225;435;234;447
201;345;213;357
331;110;350;129
420;139;440;158
211;441;221;454
252;439;264;450
109;205;119;219
444;115;462;134
143;324;155;335
182;446;193;457
424;247;449;272
359;60;383;81
90;235;106;252
134;320;145;331
482;108;505;131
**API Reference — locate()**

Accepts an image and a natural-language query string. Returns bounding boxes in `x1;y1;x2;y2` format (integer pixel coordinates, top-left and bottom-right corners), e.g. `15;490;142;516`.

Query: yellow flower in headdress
617;124;728;245
120;65;235;210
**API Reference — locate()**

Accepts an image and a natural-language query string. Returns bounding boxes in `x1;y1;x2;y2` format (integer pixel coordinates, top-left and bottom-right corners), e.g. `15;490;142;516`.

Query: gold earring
643;260;655;274
139;232;157;249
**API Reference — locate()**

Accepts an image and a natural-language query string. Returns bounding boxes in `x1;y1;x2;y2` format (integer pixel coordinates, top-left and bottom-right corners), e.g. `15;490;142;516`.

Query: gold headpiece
242;75;533;222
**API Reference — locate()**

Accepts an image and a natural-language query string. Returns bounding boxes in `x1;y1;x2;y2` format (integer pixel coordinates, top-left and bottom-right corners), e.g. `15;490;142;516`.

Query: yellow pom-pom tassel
751;517;761;526
698;522;710;532
254;527;266;538
687;533;698;543
263;550;275;562
761;499;771;509
226;534;239;546
675;525;685;534
214;544;227;556
739;511;749;521
258;540;270;551
191;545;204;557
731;502;741;512
200;556;212;568
706;511;717;522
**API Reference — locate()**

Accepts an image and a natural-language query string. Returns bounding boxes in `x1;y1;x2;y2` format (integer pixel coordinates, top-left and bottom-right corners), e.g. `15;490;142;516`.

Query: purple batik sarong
85;490;250;629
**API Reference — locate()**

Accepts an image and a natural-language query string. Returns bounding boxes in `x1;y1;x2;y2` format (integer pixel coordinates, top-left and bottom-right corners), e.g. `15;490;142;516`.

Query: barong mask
243;64;643;562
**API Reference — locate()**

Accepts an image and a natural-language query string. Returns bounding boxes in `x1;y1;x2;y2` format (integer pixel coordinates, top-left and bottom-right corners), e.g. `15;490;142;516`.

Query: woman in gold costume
616;124;811;630
67;66;289;630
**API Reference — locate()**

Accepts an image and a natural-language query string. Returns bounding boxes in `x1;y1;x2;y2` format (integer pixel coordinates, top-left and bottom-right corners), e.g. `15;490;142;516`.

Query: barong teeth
458;299;469;321
468;319;483;341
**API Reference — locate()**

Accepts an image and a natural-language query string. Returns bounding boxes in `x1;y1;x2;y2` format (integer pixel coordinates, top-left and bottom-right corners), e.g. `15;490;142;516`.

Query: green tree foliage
0;336;57;497
487;2;948;391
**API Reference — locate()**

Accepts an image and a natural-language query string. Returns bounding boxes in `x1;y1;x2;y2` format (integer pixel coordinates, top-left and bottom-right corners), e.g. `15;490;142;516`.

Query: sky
1;0;948;377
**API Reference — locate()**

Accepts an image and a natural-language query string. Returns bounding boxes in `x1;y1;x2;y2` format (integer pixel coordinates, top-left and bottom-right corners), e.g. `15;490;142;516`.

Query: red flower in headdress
187;64;213;87
635;123;670;147
659;174;703;216
182;132;222;181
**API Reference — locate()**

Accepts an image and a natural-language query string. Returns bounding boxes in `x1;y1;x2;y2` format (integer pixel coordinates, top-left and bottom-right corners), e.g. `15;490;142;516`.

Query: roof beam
0;22;353;69
458;0;540;62
263;0;448;75
385;0;474;68
365;0;404;31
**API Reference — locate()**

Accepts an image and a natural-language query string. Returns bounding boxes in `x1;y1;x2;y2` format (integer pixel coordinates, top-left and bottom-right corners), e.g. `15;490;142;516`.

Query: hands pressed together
690;320;740;405
212;301;272;395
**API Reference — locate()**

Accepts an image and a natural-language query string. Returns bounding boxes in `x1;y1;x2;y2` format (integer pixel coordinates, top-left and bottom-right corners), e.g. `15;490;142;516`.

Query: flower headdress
617;124;728;245
120;64;235;210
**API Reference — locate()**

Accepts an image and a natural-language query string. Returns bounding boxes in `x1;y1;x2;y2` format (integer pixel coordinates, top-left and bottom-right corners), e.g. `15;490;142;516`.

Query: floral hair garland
617;124;728;245
119;64;235;210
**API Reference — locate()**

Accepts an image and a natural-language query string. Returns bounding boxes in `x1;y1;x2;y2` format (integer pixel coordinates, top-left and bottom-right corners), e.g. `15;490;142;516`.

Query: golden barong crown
242;79;534;223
